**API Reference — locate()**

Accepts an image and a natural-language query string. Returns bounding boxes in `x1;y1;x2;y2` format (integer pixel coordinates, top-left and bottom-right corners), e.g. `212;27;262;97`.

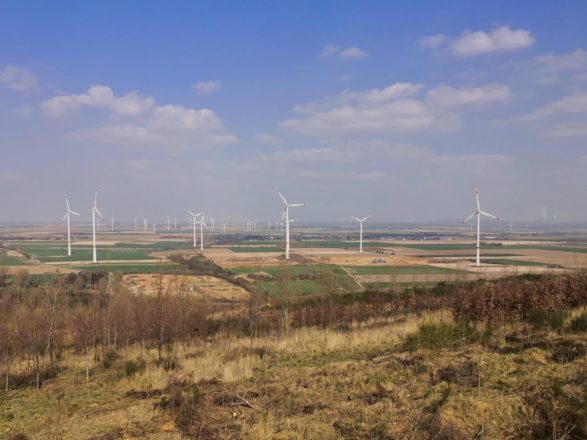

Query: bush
124;358;146;378
526;309;568;332
156;356;180;371
405;321;478;351
570;312;587;332
101;350;119;369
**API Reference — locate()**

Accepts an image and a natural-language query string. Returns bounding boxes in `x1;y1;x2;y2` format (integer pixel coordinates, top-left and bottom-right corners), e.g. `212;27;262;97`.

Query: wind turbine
134;218;137;229
63;196;80;256
221;223;227;234
111;217;114;232
143;218;148;232
186;210;203;248
91;190;103;263
351;215;370;253
276;189;307;260
462;188;501;267
211;217;215;231
167;217;170;231
197;215;207;251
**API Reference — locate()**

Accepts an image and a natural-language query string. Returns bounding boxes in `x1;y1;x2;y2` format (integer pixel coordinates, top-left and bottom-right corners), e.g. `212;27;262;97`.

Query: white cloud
43;85;236;150
338;47;368;59
319;44;340;57
260;148;360;163
192;80;222;95
281;82;509;135
319;44;368;59
41;85;155;117
535;49;587;74
420;34;448;49
542;121;587;137
255;133;283;145
422;26;535;57
0;65;38;91
452;26;534;57
426;83;510;106
516;92;587;122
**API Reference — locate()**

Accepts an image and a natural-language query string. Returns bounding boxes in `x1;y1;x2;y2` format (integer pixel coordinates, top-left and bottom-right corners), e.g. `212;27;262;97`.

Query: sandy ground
122;274;250;302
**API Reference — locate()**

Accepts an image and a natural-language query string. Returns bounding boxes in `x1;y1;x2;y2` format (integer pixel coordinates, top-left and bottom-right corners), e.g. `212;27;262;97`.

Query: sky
1;0;586;224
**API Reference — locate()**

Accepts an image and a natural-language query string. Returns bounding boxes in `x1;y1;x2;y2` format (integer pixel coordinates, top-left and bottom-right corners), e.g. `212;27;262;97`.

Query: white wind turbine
91;190;103;263
276;189;307;260
462;188;501;267
186;210;203;248
197;215;208;251
351;215;370;253
63;196;80;256
143;218;148;232
167;217;171;231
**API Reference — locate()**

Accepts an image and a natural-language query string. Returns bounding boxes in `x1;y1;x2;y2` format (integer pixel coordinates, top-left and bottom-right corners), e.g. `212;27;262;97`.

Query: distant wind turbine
187;210;203;248
351;215;370;253
276;189;307;260
197;214;208;251
91;190;103;263
63;196;80;256
143;218;148;232
167;217;170;231
462;188;501;267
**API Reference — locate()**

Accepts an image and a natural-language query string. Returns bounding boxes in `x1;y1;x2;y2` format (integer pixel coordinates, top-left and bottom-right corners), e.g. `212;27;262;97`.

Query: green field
229;247;283;253
363;281;441;289
482;258;553;267
345;265;465;275
231;264;359;294
417;253;520;258
14;243;155;262
0;255;30;266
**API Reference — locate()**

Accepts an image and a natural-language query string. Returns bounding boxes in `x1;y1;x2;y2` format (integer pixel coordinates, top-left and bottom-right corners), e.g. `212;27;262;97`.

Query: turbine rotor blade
480;210;500;220
70;210;80;216
462;212;477;224
276;189;288;205
351;216;361;222
288;203;306;207
95;207;104;218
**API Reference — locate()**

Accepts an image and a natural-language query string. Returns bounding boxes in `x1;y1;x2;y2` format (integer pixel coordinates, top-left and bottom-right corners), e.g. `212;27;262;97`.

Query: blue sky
1;1;586;223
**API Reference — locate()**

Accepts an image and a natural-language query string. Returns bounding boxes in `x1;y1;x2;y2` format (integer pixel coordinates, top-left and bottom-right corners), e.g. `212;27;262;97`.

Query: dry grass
1;310;586;439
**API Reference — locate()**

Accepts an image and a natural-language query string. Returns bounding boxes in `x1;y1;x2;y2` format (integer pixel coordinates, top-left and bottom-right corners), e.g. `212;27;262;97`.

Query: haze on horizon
0;1;586;224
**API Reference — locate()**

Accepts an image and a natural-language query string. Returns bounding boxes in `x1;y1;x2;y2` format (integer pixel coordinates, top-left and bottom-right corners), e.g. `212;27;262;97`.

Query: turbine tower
276;189;307;260
187;210;203;248
351;215;370;253
197;215;207;251
91;190;103;263
462;188;501;267
143;218;148;232
167;217;171;231
63;196;80;256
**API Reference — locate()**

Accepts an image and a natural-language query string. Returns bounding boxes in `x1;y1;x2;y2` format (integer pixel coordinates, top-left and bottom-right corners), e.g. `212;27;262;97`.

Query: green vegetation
231;264;360;294
229;246;283;253
363;281;441;289
482;258;552;267
345;264;464;275
405;321;478;351
15;243;155;262
570;312;587;332
0;255;30;266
